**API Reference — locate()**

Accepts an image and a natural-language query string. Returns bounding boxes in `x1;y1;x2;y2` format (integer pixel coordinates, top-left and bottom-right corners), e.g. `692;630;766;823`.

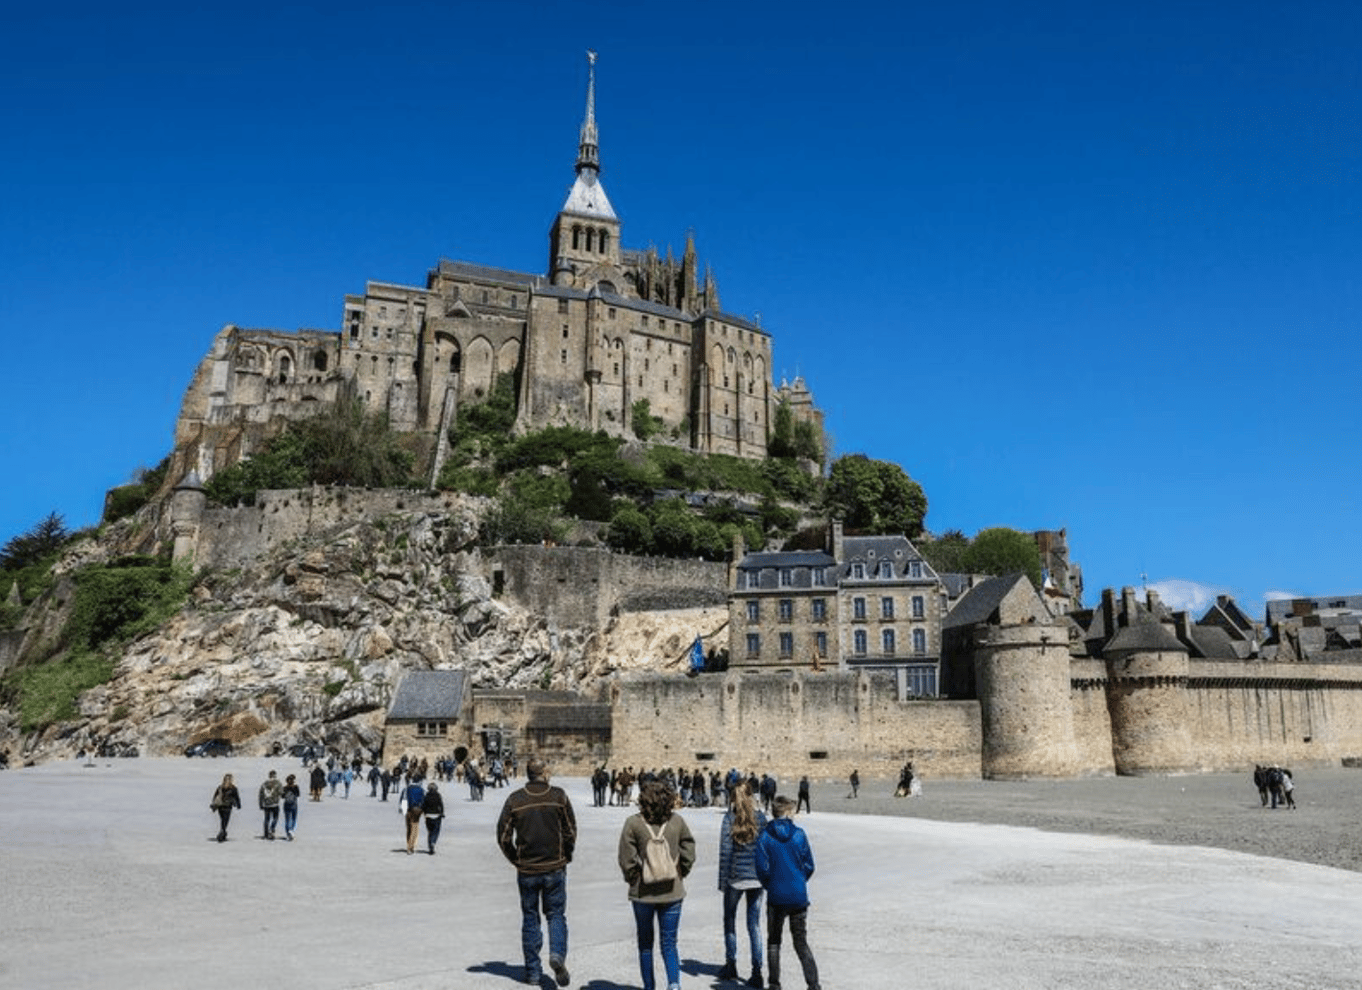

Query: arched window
599;229;610;253
586;228;595;252
572;225;581;250
313;350;328;372
278;355;291;384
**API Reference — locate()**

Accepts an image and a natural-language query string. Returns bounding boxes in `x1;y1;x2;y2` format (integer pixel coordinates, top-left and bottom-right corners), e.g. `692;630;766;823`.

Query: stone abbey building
173;52;820;487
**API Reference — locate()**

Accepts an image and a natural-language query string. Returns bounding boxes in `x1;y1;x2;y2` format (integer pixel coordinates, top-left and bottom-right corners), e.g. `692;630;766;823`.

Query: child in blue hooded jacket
754;796;820;990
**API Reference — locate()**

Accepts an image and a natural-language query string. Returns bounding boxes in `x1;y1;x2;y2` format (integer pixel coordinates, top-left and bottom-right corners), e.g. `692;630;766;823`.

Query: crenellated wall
610;670;982;780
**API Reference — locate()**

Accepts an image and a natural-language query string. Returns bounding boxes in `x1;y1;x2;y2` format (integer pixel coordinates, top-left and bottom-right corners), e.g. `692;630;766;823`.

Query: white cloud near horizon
1145;579;1233;616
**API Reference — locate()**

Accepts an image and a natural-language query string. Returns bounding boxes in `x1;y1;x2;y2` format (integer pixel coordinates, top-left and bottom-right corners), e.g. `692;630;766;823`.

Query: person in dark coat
210;773;242;842
309;764;326;802
423;782;446;854
497;758;577;988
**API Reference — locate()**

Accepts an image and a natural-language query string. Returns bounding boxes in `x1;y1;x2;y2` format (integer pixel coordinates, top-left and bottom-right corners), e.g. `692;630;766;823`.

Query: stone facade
728;524;946;698
168;52;821;494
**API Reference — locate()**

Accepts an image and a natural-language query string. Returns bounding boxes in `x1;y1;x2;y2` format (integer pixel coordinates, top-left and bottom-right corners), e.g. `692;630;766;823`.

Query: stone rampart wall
490;546;727;628
1068;660;1116;775
610;670;982;781
193;489;485;570
1181;661;1362;769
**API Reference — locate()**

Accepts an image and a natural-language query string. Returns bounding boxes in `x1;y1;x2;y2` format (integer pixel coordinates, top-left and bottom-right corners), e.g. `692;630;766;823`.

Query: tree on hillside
1;513;70;571
917;529;970;574
824;454;927;537
962;527;1043;588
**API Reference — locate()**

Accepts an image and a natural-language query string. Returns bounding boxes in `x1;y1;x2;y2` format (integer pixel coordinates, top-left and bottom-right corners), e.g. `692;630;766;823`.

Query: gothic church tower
548;51;625;292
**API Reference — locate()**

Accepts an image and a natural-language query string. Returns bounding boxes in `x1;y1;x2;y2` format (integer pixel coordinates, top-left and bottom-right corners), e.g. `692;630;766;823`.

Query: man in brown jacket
496;758;577;987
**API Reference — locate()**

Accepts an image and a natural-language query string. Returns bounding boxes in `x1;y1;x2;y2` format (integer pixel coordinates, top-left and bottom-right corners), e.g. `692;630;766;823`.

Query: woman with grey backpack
618;780;696;990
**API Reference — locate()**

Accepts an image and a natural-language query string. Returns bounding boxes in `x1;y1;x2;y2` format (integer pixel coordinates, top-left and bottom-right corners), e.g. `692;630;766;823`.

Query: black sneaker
550;956;570;987
717;961;739;980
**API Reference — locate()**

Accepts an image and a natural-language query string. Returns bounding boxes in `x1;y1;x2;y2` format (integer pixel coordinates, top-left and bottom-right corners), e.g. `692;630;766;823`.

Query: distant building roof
943;573;1031;630
437;260;540;287
387;670;469;722
1106;621;1187;654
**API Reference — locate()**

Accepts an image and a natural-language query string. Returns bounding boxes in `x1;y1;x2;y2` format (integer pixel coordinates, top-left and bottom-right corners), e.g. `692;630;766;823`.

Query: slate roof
1106;621;1187;654
437;260;540;287
939;573;975;598
529;703;612;731
840;535;935;582
1266;594;1362;626
1182;623;1244;660
943;574;1028;630
737;551;836;570
387;670;468;721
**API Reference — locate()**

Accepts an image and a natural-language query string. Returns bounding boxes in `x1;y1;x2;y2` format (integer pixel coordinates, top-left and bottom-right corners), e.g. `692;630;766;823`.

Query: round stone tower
1103;622;1191;775
974;623;1078;779
170;471;207;566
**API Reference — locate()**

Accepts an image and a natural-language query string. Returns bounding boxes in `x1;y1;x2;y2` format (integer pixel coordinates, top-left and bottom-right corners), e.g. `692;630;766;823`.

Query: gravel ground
821;767;1362;873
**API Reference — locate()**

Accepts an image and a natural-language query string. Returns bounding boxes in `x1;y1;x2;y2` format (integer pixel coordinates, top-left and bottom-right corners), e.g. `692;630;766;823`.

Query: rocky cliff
2;495;728;764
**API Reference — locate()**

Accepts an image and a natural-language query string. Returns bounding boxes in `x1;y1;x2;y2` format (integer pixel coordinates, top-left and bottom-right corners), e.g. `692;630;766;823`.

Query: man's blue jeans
723;886;764;969
632;898;683;990
517;869;568;979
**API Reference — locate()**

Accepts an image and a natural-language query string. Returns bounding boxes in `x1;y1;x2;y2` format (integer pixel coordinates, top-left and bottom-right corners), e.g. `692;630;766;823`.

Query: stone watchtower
169;471;207;566
973;622;1079;779
945;573;1078;779
1101;589;1192;775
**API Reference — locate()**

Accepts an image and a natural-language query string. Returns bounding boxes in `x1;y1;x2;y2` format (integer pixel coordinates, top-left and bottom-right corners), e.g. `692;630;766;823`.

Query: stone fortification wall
1068;660;1117;775
192;488;486;570
1056;658;1362;778
489;546;727;629
610;670;982;781
1181;661;1362;770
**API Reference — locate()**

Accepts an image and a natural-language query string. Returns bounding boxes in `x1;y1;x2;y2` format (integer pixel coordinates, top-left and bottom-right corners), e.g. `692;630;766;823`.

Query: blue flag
690;635;704;672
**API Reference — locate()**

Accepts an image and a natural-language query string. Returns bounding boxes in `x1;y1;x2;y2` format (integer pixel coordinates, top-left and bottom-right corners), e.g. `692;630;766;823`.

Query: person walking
755;796;820;990
619;780;696;990
281;773;301;840
847;769;859;800
796;776;811;815
424;782;446;854
403;777;426;855
259;770;283;840
210;773;242;842
497;758;577;988
309;764;326;802
717;782;766;987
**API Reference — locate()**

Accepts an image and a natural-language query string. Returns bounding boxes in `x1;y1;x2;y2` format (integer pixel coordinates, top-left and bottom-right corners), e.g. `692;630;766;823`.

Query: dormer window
851;563;865;580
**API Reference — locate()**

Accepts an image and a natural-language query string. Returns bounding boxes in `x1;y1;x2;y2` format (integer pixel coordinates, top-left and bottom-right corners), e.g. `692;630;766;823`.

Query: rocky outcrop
3;497;727;763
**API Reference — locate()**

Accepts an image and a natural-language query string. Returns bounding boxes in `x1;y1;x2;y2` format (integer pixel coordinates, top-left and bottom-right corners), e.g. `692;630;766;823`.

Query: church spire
577;50;600;175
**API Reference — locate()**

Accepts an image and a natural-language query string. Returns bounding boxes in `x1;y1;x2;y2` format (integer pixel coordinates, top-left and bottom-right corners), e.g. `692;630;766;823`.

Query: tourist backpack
641;821;678;884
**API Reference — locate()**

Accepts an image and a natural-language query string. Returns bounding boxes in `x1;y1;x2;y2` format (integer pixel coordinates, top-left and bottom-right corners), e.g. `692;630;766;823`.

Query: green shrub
8;648;114;732
206;400;414;507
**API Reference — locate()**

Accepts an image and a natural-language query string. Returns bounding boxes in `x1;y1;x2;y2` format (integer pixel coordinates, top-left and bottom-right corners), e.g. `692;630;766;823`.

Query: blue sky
3;1;1359;621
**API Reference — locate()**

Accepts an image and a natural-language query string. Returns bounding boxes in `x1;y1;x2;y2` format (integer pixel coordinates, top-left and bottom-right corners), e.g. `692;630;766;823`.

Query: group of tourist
1252;764;1298;810
499;758;820;990
208;769;302;842
589;764;819;819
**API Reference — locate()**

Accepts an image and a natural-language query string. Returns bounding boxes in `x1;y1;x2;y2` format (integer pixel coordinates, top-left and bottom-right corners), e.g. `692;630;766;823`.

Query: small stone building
384;670;473;763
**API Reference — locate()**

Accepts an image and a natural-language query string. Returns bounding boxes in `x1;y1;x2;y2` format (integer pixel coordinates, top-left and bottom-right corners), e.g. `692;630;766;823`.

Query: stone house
728;522;947;698
384;670;473;763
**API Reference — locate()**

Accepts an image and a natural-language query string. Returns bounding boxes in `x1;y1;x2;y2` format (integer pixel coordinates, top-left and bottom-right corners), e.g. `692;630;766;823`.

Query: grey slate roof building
386;670;469;722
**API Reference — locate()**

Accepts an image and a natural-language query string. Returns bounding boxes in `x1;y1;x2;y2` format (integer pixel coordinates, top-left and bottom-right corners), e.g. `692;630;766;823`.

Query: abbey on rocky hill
172;51;821;488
